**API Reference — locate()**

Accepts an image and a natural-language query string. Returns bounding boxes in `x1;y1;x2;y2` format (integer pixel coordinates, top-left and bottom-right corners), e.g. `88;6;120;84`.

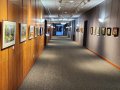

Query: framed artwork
2;21;16;49
107;27;112;36
29;25;34;39
101;27;106;35
35;26;38;37
37;26;40;36
81;28;84;33
96;27;100;36
20;24;27;42
40;27;44;35
93;27;96;35
112;27;119;37
76;28;80;32
90;27;93;35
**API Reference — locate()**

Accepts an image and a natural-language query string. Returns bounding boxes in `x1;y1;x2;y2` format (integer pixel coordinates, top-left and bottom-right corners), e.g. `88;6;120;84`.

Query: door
83;20;88;47
44;20;47;46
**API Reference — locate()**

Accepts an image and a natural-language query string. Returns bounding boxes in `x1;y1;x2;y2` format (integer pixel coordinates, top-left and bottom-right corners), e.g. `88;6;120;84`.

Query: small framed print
37;27;40;36
101;27;106;35
2;21;16;49
96;27;100;36
80;28;84;33
29;25;34;39
76;28;80;32
90;27;93;35
107;27;112;36
35;26;39;37
93;27;96;35
112;27;119;37
40;27;44;35
20;24;27;43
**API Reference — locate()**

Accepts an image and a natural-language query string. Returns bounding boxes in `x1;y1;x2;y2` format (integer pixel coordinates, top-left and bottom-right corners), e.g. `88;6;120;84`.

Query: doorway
83;20;88;47
44;20;47;46
56;25;64;36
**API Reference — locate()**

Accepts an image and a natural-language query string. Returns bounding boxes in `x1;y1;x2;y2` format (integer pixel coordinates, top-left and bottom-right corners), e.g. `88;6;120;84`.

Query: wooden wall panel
0;0;8;90
1;50;9;90
0;54;1;90
0;0;45;90
7;0;21;90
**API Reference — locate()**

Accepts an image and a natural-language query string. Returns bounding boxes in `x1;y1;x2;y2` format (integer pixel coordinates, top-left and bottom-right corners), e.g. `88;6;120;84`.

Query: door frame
83;20;88;47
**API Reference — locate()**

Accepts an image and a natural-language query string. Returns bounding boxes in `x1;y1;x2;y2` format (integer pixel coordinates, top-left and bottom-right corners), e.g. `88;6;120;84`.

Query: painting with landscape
29;25;34;39
2;21;16;49
35;26;39;37
20;24;27;42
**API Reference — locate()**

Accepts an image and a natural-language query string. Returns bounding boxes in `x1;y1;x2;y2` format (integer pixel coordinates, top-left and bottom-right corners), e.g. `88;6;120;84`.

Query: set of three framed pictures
2;21;44;49
90;27;119;37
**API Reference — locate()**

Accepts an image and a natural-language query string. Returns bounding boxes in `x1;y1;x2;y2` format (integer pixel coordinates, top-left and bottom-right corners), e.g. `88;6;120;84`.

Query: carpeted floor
19;36;120;90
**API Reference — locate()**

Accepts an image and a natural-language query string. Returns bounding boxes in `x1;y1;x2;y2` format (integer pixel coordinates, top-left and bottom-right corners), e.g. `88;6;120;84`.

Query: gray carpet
19;36;120;90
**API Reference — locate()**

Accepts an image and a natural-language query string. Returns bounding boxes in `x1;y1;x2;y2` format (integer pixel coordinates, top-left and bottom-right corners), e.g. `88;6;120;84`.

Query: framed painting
81;28;84;33
40;27;44;35
90;27;93;35
35;26;38;37
101;27;106;35
93;27;96;35
37;26;40;36
2;21;16;49
76;28;80;32
20;24;27;42
96;27;100;36
29;25;34;39
107;27;111;36
112;27;119;37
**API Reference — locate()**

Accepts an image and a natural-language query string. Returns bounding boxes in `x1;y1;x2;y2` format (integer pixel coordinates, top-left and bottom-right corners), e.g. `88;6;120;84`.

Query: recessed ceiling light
69;0;74;3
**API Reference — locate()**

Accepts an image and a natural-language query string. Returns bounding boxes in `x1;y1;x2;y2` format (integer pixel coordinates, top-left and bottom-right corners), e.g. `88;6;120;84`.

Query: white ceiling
41;0;104;23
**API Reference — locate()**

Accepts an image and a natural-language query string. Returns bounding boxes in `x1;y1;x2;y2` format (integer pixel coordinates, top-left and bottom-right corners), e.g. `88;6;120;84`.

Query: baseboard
86;48;120;70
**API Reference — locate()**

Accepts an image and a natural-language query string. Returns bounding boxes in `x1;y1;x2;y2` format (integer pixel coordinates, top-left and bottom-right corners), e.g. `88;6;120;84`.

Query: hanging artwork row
90;27;119;37
1;20;44;49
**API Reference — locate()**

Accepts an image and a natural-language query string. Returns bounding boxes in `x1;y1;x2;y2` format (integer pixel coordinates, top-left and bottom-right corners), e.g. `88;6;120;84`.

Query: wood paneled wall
75;0;120;67
0;0;44;90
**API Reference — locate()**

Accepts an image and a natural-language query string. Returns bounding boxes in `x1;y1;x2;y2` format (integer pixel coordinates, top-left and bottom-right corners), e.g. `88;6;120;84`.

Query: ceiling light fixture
69;0;74;3
98;18;104;23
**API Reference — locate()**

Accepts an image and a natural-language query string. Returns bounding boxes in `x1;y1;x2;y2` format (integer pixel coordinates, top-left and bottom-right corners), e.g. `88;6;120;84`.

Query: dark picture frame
76;28;80;32
107;27;112;36
90;27;93;35
2;21;16;49
96;27;100;36
112;27;119;37
101;27;106;35
20;23;27;43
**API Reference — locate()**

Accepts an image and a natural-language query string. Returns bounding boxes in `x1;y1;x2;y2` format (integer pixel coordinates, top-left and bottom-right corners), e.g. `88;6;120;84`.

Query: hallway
19;36;120;90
